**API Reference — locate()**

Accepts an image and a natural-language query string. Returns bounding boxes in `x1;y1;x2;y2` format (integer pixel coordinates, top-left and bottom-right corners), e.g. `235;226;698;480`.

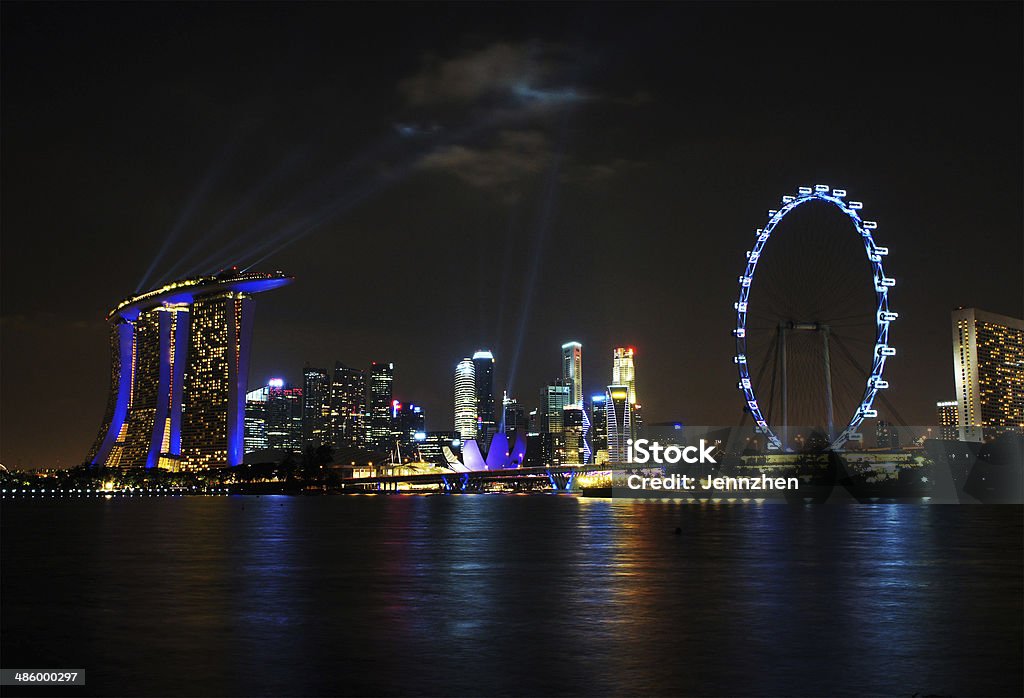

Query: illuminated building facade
612;347;638;405
454;358;477;440
606;384;632;463
561;405;586;464
302;365;330;448
502;393;524;437
244;385;269;453
266;381;303;453
368;362;394;451
561;341;583;406
589;394;609;464
87;271;292;469
538;381;571;466
419;431;460;466
473;350;496;445
936;400;959;441
951;308;1024;441
330;362;366;450
541;381;571;433
391;401;425;453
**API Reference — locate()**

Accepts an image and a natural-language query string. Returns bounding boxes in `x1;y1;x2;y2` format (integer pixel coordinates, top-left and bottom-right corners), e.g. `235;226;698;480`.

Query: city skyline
1;6;1021;698
2;3;1022;468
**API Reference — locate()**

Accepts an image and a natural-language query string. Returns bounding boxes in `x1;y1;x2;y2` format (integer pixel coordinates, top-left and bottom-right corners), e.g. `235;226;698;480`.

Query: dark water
2;496;1022;697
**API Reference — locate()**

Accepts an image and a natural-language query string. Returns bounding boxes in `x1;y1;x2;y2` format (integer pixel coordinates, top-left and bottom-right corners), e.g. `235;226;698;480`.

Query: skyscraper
538;381;571;467
454;357;477;440
502;392;525;436
936;400;959;441
606;385;632;463
391;401;425;454
561;341;583;407
266;380;303;454
541;381;571;433
473;350;496;444
367;362;394;451
244;384;269;454
589;394;609;464
330;362;366;451
87;270;292;469
612;347;638;405
951;308;1024;441
561;405;586;464
302;365;330;448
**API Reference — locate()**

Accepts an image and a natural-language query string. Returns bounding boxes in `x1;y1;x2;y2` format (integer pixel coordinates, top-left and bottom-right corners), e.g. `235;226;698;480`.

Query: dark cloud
562;158;645;186
397;41;587;111
415;129;550;190
393;122;443;138
415;130;641;195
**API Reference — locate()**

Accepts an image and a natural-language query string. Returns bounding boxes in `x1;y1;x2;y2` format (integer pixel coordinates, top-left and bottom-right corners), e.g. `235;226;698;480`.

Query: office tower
244;385;269;453
502;392;525;436
266;380;304;453
537;381;571;466
581;406;592;463
302;365;330;448
454;358;477;440
561;341;583;406
391;401;425;454
561;405;586;464
589;394;609;464
87;270;292;469
330;362;366;451
951;308;1024;441
525;408;542;467
606;385;632;463
875;420;901;449
936;400;959;441
367;362;395;451
631;402;644;440
541;381;571;433
612;347;638;405
473;350;496;444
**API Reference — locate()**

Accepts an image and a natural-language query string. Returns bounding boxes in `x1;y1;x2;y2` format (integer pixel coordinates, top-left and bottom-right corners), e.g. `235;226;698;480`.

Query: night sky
2;3;1021;468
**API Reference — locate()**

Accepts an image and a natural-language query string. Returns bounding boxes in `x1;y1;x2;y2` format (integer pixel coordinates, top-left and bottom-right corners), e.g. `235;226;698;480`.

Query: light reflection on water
2;497;1021;697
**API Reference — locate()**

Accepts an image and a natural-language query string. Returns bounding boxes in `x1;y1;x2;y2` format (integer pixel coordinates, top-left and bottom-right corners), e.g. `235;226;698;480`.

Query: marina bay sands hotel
87;270;293;470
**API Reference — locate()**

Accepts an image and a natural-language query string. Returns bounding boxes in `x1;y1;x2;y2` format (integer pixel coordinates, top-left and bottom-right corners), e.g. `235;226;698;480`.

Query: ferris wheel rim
732;184;896;451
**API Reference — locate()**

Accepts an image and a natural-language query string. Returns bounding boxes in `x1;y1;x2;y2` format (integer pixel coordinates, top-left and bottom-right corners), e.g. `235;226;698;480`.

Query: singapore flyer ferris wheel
733;184;897;452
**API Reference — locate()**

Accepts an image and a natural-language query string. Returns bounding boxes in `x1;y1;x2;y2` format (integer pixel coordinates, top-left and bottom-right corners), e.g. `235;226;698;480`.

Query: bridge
340;464;614;493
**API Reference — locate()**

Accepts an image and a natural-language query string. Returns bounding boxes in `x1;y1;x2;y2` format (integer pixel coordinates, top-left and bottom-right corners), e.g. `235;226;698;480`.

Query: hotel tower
951;307;1024;442
87;270;293;469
